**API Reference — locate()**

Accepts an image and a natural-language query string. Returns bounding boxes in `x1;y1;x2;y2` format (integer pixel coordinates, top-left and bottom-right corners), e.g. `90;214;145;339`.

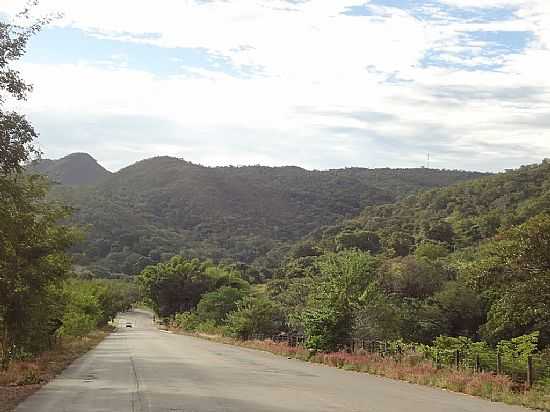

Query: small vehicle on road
125;322;133;328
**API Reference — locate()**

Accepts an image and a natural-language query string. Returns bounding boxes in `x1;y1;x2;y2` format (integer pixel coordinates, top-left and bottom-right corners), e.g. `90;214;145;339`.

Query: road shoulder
0;328;112;412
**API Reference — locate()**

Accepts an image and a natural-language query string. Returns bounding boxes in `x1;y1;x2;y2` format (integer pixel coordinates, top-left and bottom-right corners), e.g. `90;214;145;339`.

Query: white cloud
1;0;550;171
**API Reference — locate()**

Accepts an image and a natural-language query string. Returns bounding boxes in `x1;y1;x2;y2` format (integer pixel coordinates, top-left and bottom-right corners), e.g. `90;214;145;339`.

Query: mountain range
30;153;487;278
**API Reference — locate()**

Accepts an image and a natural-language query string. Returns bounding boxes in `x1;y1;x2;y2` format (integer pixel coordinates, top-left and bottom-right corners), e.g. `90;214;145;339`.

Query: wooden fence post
475;354;481;373
455;349;460;370
496;350;502;375
527;356;533;389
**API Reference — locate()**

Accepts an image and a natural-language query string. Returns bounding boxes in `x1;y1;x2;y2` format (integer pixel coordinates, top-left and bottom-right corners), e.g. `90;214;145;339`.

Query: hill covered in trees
311;160;550;254
258;160;550;348
42;154;485;277
29;153;111;185
143;161;550;362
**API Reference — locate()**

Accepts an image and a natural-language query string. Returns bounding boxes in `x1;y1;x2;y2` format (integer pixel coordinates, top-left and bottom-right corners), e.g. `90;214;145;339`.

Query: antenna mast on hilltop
427;153;430;169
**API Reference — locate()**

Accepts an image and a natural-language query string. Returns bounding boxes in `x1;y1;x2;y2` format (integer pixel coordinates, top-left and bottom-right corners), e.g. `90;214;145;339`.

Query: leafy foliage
138;256;249;317
225;295;284;340
266;162;550;352
196;287;248;325
301;251;379;351
0;10;70;369
0;10;138;369
38;155;484;277
60;279;137;337
467;214;550;344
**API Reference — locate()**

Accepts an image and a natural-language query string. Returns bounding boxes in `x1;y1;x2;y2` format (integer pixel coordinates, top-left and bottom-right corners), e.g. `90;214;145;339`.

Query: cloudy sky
1;0;550;171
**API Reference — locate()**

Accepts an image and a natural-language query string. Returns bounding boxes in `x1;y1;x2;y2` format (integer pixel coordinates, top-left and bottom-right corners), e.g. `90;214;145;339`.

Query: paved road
17;310;529;412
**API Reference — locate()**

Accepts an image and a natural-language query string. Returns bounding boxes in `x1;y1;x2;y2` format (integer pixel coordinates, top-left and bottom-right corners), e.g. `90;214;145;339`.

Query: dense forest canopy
317;160;550;253
137;160;550;355
33;153;486;278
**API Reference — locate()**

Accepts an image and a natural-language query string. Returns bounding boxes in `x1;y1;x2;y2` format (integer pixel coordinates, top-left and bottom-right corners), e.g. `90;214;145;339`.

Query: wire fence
248;334;550;388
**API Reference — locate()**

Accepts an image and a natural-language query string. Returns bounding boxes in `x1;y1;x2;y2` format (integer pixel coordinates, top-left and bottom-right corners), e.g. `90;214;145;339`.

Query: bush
226;296;283;339
195;320;225;335
196;287;248;325
173;312;200;331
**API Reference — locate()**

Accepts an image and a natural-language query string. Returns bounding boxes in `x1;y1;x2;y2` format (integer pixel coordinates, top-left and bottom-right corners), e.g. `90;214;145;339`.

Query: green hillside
46;155;485;277
315;160;550;253
260;160;550;348
29;153;111;186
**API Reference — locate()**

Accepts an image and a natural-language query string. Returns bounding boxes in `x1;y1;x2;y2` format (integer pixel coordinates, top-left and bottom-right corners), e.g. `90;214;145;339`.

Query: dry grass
0;328;112;412
186;332;550;411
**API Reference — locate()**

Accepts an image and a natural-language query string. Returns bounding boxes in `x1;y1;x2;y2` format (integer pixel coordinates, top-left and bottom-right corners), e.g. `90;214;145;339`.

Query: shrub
196;287;248;325
226;296;283;339
174;312;200;331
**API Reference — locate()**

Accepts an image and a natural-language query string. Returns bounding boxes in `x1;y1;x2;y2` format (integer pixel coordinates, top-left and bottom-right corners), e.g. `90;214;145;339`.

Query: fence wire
248;334;550;387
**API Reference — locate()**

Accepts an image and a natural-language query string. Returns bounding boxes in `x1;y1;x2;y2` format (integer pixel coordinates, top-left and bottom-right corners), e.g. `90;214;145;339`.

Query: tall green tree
301;250;378;351
469;213;550;345
0;7;75;368
138;256;248;317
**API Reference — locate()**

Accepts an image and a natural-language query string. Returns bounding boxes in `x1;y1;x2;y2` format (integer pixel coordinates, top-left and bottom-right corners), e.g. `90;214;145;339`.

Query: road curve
16;310;529;412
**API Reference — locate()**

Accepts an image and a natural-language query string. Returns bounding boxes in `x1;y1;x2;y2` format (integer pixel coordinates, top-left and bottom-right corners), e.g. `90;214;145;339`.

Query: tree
424;221;455;245
1;5;45;174
469;213;550;345
0;8;77;368
377;256;446;299
137;256;249;317
433;281;484;338
226;296;283;339
196;287;248;325
301;250;378;351
336;230;381;253
382;231;414;257
414;241;449;261
0;176;76;367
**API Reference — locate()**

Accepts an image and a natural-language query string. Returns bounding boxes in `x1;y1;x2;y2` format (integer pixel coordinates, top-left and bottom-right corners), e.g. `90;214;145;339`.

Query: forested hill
45;154;485;277
29;152;112;185
264;160;550;350
315;160;550;254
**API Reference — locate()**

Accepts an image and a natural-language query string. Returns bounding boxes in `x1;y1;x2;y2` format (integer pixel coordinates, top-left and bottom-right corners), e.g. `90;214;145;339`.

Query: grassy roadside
0;327;113;412
177;330;550;411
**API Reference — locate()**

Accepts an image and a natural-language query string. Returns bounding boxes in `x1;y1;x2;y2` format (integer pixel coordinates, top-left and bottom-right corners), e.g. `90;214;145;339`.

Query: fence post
527;355;534;388
435;351;440;369
475;354;481;373
455;349;460;370
496;350;502;375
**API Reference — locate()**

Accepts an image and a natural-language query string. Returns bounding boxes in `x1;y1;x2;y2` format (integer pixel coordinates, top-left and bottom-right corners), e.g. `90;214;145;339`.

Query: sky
1;0;550;172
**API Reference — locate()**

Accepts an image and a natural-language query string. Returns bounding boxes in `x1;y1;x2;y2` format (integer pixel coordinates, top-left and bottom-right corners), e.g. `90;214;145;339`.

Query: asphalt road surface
16;310;530;412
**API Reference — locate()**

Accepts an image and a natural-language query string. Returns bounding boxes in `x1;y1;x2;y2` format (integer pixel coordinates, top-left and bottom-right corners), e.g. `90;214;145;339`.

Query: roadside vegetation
0;7;137;377
139;167;550;408
187;334;549;411
3;2;550;411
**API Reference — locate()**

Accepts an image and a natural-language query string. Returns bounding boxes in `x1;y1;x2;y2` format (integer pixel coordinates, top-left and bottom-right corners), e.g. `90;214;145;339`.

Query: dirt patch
0;384;41;412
